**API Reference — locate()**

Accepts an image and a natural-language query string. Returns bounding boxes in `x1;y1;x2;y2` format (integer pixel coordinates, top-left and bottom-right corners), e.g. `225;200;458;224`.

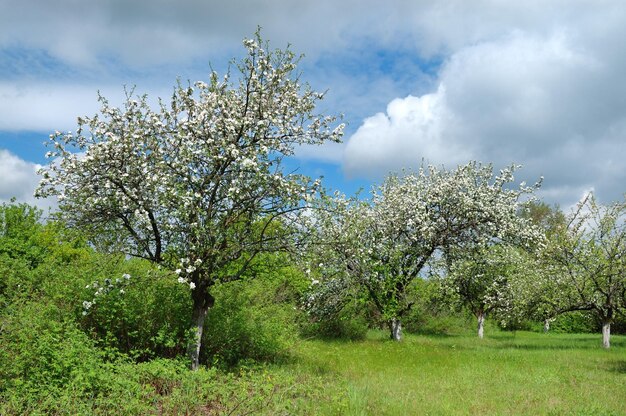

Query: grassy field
4;327;624;415
278;330;626;415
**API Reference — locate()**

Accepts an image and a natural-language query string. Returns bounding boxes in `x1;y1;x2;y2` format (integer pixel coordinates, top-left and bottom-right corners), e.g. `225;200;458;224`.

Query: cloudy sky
1;0;625;212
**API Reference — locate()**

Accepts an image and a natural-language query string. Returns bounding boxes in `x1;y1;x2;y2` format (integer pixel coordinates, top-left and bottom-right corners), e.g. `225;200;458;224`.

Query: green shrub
550;311;596;334
0;301;143;415
80;258;192;360
0;254;32;309
201;278;300;367
404;309;473;335
611;315;626;335
299;302;369;341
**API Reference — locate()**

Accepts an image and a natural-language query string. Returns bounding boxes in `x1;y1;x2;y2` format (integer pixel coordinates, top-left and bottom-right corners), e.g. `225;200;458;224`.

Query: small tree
544;193;626;348
442;244;533;338
511;201;568;332
36;32;343;369
307;162;542;341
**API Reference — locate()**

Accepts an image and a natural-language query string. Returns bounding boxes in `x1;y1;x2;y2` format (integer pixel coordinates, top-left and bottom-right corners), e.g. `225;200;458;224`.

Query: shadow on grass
412;331;464;338
488;342;599;351
610;361;626;374
476;332;626;351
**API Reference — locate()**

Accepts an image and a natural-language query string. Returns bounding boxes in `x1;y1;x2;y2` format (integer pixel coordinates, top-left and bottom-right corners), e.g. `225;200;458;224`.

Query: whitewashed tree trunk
602;320;611;349
189;306;208;371
543;318;550;333
390;318;402;341
189;289;214;370
477;311;485;339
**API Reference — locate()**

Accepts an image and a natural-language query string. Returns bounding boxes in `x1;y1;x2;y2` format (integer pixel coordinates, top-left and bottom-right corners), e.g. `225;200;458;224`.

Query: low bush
550;311;596;334
301;312;369;341
80;258;192;360
201;276;301;367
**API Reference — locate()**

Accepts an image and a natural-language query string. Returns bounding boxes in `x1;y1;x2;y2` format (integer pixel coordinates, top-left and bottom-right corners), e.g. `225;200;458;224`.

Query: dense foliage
0;200;334;414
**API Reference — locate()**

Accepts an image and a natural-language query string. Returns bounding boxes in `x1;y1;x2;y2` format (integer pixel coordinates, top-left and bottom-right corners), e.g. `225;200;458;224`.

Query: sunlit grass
282;330;626;415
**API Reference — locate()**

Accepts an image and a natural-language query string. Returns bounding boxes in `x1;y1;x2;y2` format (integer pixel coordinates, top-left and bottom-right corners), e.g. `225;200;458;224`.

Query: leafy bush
201;275;301;367
611;315;626;335
0;303;336;415
401;277;473;336
299;301;369;341
403;303;474;335
550;311;596;334
0;301;130;414
80;258;192;360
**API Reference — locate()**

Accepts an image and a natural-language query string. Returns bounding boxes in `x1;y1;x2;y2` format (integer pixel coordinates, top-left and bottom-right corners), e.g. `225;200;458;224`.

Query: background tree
513;201;569;332
439;202;561;337
303;193;375;333
0;199;46;269
441;244;531;338
36;32;343;369
521;201;566;234
307;162;542;341
496;201;609;335
544;193;626;348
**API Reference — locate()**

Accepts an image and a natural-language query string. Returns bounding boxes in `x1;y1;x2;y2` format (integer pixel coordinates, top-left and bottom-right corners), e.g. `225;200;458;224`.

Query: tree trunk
602;320;611;349
189;289;215;370
477;311;485;339
543;318;550;333
390;318;402;341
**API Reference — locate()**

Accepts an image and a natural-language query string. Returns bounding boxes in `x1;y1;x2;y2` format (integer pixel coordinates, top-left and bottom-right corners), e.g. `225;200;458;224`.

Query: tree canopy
306;162;543;340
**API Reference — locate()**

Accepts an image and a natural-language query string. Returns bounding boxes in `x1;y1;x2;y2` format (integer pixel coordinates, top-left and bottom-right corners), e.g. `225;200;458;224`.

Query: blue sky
1;0;626;212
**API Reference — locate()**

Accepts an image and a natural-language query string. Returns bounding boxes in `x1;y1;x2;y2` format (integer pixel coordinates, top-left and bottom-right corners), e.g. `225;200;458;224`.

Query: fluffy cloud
2;0;626;207
0;0;377;68
2;1;600;69
344;23;626;206
344;89;468;174
0;149;54;212
0;81;177;132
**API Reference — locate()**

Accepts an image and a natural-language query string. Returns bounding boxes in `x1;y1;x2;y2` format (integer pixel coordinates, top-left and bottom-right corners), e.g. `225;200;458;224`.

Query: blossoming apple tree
36;33;343;369
541;193;626;348
440;244;536;338
306;162;542;340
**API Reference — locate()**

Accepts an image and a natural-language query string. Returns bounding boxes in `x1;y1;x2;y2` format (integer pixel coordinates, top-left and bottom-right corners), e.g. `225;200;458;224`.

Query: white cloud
0;82;174;132
344;25;626;204
0;0;370;68
0;83;100;131
343;88;469;176
2;0;626;207
0;149;54;212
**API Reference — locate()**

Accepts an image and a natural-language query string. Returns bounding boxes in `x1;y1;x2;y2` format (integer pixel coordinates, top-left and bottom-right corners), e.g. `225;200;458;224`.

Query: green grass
281;330;626;415
5;329;623;415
